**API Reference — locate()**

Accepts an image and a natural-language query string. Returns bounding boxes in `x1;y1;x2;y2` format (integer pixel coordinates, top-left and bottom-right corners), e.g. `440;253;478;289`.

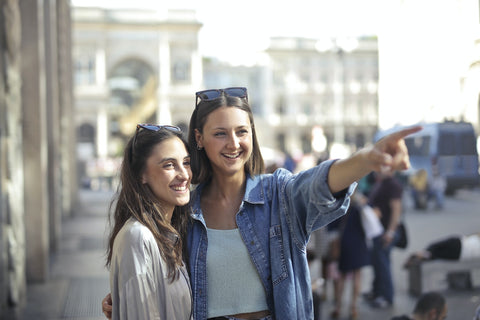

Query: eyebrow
159;155;190;163
212;125;250;130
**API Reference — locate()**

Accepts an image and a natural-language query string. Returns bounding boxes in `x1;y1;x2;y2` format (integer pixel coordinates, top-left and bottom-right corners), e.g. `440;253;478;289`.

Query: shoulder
249;168;292;192
115;219;156;250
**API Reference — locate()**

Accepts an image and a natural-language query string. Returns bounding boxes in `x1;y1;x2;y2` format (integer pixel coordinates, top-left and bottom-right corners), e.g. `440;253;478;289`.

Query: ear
194;128;203;148
141;172;148;184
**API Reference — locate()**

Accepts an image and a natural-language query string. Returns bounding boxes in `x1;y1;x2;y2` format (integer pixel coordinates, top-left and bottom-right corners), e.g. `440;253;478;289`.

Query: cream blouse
110;218;192;320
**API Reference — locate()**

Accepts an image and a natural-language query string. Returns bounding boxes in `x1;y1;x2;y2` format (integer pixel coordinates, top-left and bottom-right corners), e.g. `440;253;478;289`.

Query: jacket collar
190;174;265;219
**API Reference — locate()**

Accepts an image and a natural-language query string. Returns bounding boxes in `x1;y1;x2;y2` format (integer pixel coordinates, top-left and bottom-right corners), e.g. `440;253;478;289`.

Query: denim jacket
185;160;356;320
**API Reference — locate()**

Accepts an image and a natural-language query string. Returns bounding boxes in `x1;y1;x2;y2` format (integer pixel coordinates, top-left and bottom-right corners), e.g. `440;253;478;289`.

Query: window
458;133;476;155
301;133;311;154
171;59;191;83
75;53;96;85
277;133;286;152
276;97;287;115
77;123;95;143
405;136;430;156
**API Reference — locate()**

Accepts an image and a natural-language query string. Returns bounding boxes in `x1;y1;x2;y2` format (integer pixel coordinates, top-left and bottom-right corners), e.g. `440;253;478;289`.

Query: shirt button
250;241;255;245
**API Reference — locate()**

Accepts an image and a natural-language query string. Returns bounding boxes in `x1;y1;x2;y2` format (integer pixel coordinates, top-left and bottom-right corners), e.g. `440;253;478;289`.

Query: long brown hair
106;127;190;281
188;92;264;184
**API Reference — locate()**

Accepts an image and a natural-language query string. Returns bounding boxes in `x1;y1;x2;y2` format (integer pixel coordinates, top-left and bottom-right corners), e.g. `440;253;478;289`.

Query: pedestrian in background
403;232;480;268
330;192;371;319
365;169;404;309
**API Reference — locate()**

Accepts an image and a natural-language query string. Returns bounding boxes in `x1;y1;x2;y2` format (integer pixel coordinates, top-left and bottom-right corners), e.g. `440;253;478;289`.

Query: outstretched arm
327;126;422;193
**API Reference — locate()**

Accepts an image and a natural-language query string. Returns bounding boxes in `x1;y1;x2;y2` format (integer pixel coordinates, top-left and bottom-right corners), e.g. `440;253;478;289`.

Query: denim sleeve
281;159;356;247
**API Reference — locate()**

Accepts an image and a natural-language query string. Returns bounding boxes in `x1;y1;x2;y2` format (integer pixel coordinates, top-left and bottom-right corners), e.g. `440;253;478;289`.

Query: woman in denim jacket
103;87;419;320
185;87;419;320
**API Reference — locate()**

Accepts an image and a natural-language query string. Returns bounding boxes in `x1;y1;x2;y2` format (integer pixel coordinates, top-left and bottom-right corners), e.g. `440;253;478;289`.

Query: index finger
385;125;422;141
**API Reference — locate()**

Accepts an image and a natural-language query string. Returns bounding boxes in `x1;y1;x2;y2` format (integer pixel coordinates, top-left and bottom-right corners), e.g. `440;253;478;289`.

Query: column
44;0;62;251
157;35;172;124
20;0;50;282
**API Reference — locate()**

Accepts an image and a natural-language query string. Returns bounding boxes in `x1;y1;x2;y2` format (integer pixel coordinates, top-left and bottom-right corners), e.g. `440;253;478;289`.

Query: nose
177;165;190;181
226;133;240;149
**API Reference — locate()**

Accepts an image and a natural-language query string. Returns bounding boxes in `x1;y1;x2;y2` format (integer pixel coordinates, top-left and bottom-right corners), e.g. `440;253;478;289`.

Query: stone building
72;6;203;188
261;36;379;158
0;0;76;313
201;36;379;163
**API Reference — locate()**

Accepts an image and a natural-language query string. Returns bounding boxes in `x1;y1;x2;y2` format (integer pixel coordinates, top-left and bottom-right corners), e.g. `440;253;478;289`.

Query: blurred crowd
267;151;479;320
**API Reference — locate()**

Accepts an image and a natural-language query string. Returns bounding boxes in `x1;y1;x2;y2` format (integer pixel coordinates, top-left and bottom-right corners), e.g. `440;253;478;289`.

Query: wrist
385;229;395;237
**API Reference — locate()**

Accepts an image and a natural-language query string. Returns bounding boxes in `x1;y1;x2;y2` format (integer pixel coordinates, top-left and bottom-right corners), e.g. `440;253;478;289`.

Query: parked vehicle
375;121;480;195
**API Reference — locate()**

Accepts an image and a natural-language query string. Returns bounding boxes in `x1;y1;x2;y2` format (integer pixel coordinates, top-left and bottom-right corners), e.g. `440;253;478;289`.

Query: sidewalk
18;189;113;320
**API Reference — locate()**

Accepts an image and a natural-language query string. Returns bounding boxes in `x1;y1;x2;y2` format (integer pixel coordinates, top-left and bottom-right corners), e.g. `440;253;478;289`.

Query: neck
162;205;175;225
208;171;246;199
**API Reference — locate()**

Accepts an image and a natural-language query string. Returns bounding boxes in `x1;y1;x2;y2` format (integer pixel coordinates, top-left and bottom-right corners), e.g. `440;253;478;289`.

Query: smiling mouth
223;152;241;159
171;185;188;192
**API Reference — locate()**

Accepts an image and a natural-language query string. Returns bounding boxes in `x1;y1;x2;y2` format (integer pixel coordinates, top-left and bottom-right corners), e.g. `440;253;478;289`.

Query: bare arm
327;126;422;193
383;198;402;246
386;198;402;235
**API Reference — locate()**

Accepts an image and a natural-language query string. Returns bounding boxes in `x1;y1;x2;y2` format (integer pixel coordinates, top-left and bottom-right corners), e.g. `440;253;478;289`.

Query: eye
214;131;226;137
163;162;175;169
183;158;191;167
237;128;249;136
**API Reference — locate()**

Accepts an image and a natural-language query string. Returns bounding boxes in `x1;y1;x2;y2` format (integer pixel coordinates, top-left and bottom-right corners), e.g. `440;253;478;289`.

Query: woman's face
195;106;253;178
142;137;191;212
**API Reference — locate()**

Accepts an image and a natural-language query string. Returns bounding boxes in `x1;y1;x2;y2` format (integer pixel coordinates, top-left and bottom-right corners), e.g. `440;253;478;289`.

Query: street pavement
9;187;480;319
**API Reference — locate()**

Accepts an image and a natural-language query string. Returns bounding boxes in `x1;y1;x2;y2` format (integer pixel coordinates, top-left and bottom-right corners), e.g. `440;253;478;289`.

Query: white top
110;218;192;320
460;234;480;261
206;228;268;318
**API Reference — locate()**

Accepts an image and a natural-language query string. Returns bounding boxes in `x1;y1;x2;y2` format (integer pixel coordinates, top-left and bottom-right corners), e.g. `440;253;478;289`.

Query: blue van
375;121;480;195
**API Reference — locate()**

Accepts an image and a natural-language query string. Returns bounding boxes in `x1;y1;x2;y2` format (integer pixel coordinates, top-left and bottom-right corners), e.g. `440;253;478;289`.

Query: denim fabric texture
186;160;356;320
371;231;399;303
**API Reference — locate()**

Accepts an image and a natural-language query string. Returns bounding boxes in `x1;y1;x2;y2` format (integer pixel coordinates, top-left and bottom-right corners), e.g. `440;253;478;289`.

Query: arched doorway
108;58;156;139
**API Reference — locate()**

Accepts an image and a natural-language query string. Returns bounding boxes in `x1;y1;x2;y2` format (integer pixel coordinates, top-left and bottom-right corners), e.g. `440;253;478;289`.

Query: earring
197;144;203;151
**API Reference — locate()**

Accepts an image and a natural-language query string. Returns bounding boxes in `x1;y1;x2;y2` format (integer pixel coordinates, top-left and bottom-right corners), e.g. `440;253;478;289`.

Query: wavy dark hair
188;92;264;184
106;127;190;281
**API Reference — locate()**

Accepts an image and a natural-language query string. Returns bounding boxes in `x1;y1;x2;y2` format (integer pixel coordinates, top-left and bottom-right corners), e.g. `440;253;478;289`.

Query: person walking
365;170;404;309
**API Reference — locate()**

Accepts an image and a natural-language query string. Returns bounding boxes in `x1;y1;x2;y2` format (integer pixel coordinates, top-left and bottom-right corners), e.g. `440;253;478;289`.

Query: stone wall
0;0;27;309
0;0;76;312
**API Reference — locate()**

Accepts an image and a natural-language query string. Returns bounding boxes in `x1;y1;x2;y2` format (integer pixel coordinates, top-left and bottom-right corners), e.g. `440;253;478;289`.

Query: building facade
72;4;381;179
72;6;203;188
261;36;379;159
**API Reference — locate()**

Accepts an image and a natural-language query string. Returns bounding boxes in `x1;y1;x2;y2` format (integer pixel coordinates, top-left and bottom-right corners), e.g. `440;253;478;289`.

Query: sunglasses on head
132;123;182;152
195;87;248;108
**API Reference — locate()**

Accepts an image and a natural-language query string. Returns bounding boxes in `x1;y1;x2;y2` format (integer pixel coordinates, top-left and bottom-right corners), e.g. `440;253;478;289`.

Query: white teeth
224;153;240;159
172;186;187;191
